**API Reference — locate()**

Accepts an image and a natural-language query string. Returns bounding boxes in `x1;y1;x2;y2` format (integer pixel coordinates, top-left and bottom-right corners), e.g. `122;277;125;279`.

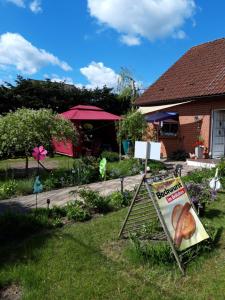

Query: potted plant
193;135;204;159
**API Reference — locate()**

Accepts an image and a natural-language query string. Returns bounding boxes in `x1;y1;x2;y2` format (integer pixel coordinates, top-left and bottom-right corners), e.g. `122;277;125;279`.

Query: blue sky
0;0;225;91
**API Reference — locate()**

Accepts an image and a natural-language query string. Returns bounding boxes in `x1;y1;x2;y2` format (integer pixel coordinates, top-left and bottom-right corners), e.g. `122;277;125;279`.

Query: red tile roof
136;38;225;106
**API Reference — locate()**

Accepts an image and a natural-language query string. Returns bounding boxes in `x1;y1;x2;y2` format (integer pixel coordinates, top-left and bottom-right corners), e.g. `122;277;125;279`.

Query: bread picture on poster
172;203;196;248
152;177;209;251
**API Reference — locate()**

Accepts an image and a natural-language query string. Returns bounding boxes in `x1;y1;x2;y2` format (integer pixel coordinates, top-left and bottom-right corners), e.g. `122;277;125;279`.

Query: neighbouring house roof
61;105;121;121
136;38;225;106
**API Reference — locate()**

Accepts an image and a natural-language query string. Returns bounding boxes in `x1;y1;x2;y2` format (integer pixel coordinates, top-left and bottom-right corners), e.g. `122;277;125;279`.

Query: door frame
210;108;225;158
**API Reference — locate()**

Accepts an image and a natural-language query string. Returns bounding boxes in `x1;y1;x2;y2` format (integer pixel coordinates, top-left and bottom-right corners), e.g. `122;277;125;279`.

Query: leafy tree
117;67;139;109
117;110;147;145
0;108;77;172
0;76;131;116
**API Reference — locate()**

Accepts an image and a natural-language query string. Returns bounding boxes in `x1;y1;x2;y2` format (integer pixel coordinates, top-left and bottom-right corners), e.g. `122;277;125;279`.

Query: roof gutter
136;92;225;107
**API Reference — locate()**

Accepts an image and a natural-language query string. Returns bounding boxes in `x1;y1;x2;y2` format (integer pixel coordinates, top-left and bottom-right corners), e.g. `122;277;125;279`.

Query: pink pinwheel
32;145;47;161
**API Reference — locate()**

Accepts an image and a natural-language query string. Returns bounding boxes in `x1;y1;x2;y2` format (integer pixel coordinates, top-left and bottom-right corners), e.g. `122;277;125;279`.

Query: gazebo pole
119;120;122;161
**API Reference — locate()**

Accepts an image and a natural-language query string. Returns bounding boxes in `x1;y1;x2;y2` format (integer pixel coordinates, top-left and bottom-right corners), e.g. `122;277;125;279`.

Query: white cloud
120;35;140;46
0;32;72;74
29;0;42;13
80;61;119;89
48;75;74;85
6;0;25;7
88;0;196;45
44;74;84;88
173;30;186;39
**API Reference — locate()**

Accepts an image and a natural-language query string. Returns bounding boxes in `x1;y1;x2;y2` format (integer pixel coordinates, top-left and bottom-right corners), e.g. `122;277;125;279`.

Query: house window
159;120;179;137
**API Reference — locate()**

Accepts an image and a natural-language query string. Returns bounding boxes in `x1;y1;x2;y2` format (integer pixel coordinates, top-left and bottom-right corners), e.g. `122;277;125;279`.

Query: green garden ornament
99;158;107;180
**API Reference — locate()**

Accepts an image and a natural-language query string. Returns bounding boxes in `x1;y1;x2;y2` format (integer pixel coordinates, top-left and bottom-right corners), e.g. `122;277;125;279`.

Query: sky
1;0;225;91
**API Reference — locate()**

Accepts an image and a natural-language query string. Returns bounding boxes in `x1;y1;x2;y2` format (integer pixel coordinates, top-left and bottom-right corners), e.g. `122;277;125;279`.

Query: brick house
136;38;225;159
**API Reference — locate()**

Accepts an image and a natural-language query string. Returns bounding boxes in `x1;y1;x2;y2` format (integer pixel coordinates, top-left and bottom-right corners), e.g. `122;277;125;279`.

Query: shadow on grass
0;166;49;180
204;208;224;219
0;201;31;215
56;232;177;299
0;205;57;269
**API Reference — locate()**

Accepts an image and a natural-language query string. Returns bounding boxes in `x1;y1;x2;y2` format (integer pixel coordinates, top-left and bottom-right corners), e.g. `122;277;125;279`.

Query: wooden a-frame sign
119;174;209;275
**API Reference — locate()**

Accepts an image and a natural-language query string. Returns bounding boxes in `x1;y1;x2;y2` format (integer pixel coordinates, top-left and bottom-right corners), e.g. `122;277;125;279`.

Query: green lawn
0;194;224;299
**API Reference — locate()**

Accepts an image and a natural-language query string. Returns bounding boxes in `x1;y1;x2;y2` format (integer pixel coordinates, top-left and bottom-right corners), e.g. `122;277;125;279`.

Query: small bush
186;181;217;206
72;158;99;184
16;178;33;195
0;180;17;199
78;189;111;213
108;191;133;210
66;201;91;221
101;151;119;162
51;217;64;228
183;168;214;184
107;159;142;179
50;205;67;218
108;192;124;210
122;190;133;206
169;150;188;161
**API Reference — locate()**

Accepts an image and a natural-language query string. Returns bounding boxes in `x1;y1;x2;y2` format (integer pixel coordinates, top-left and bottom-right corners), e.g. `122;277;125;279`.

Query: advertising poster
152;178;209;251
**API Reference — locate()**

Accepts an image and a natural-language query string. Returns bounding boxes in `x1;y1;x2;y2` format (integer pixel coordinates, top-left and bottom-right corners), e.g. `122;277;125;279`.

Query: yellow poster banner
152;177;209;251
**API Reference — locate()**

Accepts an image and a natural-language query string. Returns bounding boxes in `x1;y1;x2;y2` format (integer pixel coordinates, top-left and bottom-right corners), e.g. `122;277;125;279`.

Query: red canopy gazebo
53;105;121;157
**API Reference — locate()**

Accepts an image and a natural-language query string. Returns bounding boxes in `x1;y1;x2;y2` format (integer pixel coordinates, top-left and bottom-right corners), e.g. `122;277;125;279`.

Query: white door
212;110;225;158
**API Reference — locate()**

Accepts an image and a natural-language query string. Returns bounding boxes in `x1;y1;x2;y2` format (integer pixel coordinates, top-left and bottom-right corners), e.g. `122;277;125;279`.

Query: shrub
169;150;188;161
147;160;166;173
117;110;148;147
108;190;133;210
185;181;217;206
51;217;64;228
66;201;91;221
15;178;33;196
78;189;111;213
0;180;17;199
107;158;142;179
50;205;67;218
108;192;124;210
122;190;133;206
101;151;119;162
72;157;99;184
44;172;61;190
183;168;214;184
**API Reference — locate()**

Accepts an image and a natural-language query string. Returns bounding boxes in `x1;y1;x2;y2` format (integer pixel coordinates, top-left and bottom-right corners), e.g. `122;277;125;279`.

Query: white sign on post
134;141;161;160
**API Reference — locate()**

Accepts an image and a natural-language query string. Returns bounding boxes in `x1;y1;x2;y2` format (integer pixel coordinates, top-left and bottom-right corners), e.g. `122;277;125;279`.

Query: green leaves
118;110;147;144
0;108;77;158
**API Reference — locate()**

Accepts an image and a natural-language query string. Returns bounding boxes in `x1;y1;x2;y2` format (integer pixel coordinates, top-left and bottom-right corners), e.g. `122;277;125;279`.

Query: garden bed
0;155;165;200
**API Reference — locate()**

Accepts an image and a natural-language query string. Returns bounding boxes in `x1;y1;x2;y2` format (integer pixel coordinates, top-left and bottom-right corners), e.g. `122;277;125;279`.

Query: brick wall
145;97;225;157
